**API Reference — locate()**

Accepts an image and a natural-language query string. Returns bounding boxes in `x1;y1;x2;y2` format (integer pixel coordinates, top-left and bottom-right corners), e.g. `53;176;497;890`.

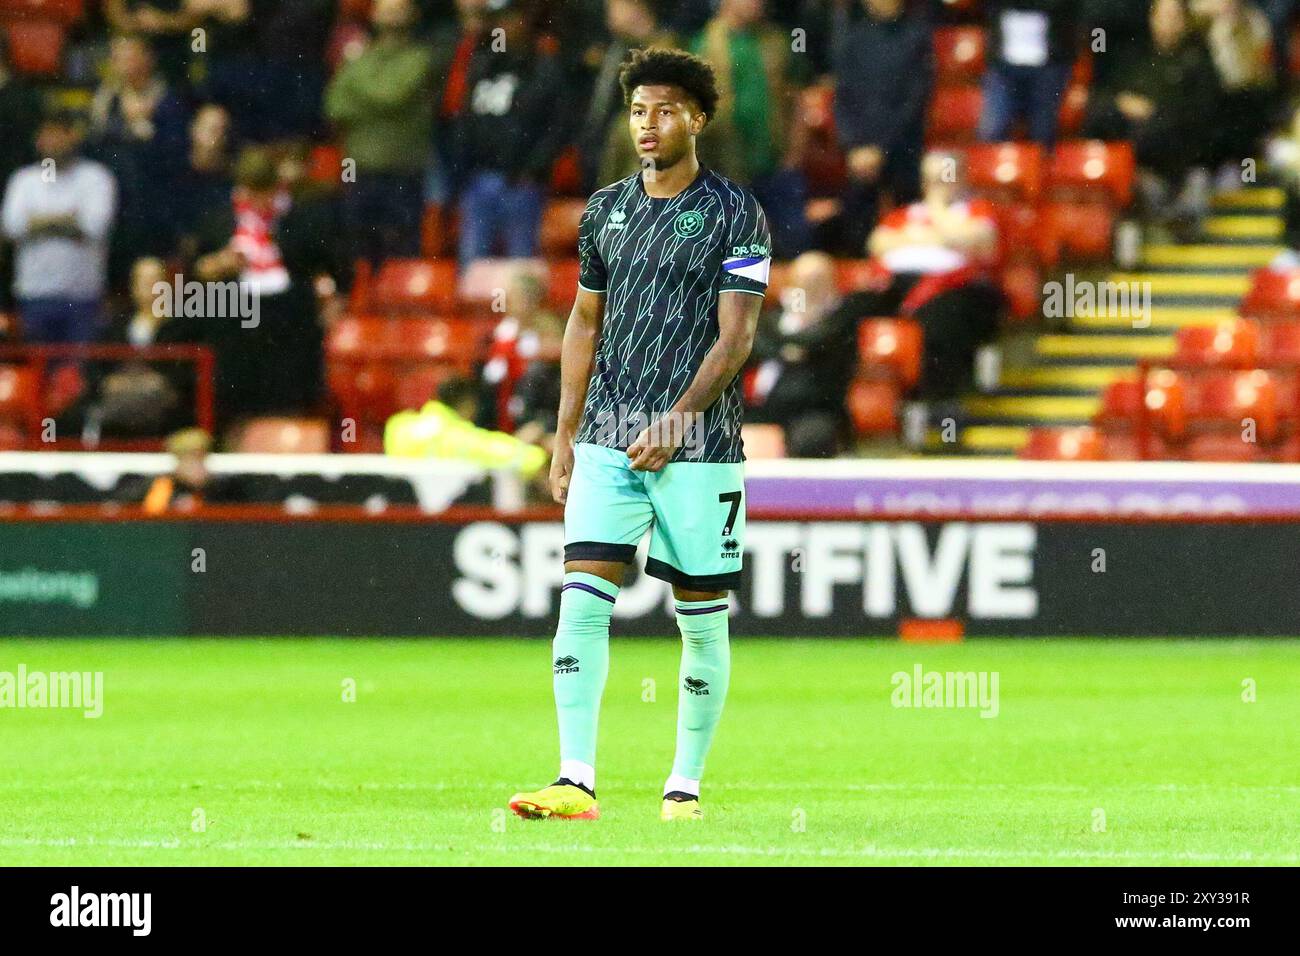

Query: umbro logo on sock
554;656;580;674
684;676;710;695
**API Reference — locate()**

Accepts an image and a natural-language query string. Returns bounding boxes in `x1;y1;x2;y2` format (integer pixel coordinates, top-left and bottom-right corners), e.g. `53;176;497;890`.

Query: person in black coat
191;147;345;426
832;0;933;255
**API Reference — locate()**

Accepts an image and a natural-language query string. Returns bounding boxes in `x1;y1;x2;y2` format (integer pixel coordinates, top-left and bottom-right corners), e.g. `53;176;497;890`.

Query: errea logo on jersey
606;209;627;231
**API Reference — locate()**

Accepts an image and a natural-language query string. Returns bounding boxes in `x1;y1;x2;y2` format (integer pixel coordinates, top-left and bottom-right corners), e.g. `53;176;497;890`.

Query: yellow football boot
509;779;599;820
660;792;703;821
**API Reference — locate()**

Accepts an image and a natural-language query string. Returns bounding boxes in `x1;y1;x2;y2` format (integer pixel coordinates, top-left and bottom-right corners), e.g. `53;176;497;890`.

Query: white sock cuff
664;773;700;798
560;759;595;792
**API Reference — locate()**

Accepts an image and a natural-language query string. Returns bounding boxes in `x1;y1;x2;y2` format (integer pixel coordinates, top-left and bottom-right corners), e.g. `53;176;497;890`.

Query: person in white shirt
1;111;117;343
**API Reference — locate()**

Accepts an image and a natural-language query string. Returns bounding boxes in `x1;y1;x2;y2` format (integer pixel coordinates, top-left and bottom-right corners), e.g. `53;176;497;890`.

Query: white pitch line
1;780;1297;794
0;837;1295;864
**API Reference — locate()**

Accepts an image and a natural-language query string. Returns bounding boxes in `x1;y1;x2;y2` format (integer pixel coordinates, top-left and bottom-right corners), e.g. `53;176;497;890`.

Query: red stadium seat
539;198;586;257
0;0;82;23
1043;201;1115;263
933;26;986;82
1018;426;1105;461
547;258;580;308
740;423;786;459
0;365;37;426
1174;320;1261;368
835;258;887;293
328;315;487;371
4;20;63;75
549;145;582;196
966;142;1044;205
1048;140;1135;207
996;202;1059;267
369;259;458;312
233;417;330;454
1260;321;1300;364
847;376;899;435
458;258;547;307
859;317;922;389
927;85;983;146
306;143;342;185
1000;260;1043;322
1189;369;1280;443
1241;268;1300;321
1097;371;1187;441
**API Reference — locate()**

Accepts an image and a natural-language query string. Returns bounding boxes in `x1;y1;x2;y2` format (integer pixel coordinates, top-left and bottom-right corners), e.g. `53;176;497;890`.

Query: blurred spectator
747;251;862;456
1083;0;1220;229
70;257;200;439
172;103;235;261
0;33;42;313
451;0;566;264
104;0;194;86
477;270;562;434
432;0;490;190
0;34;41;196
1194;0;1275;182
132;428;247;512
866;151;1002;399
192;147;340;423
831;0;932;256
978;1;1079;147
384;375;549;479
2;111;117;344
198;0;333;143
325;0;435;267
691;0;812;258
89;34;190;281
579;0;678;191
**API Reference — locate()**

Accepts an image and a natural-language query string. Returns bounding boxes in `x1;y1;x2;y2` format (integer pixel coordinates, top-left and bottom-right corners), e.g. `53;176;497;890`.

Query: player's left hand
627;421;679;472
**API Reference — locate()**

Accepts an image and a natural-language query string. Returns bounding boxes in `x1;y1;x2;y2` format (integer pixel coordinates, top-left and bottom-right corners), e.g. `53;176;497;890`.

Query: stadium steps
918;184;1285;457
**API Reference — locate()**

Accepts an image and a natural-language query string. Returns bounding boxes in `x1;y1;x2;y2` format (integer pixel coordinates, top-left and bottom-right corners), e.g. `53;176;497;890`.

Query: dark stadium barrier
2;508;1297;637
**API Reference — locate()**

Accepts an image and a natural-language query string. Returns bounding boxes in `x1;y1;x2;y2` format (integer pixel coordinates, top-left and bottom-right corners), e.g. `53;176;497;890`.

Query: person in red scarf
193;147;345;427
864;151;1003;400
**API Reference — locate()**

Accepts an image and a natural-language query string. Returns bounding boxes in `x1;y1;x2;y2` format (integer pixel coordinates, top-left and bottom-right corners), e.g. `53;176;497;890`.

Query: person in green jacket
325;0;435;267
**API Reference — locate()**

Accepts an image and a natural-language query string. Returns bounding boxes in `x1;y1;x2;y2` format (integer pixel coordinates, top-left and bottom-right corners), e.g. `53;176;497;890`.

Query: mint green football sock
552;572;619;780
670;597;731;783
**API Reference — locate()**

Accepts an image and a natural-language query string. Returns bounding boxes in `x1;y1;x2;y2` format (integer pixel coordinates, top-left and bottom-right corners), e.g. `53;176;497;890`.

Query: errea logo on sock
683;676;710;696
554;656;580;674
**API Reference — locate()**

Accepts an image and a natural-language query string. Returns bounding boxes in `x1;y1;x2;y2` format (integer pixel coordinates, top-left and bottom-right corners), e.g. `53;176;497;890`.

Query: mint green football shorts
563;442;746;592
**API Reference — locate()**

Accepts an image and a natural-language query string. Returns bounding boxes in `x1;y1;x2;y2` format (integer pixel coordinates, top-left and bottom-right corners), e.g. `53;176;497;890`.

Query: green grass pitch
0;637;1296;866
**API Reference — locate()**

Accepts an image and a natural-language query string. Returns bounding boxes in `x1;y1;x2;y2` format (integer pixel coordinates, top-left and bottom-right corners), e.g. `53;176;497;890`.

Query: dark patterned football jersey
573;167;771;463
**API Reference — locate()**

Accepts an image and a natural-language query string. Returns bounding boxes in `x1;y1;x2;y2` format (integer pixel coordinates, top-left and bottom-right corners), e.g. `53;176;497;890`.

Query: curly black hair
618;47;719;123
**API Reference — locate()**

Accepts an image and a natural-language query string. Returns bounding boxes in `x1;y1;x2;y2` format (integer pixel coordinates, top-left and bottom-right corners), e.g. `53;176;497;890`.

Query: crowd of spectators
0;0;1296;458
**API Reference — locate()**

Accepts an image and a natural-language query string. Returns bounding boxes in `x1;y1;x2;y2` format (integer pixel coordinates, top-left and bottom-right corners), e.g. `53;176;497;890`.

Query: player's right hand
550;441;574;504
